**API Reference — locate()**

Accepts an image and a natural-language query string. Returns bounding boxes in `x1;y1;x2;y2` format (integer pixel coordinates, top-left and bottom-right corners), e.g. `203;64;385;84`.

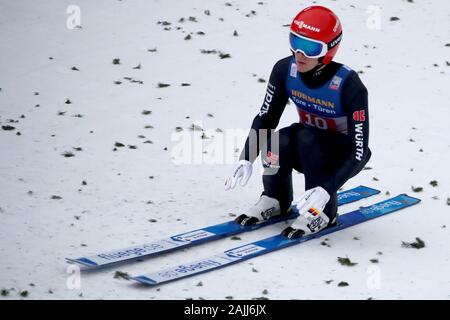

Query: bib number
298;110;337;131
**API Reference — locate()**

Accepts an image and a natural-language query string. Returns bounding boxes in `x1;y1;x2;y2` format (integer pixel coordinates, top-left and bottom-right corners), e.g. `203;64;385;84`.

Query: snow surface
0;0;449;300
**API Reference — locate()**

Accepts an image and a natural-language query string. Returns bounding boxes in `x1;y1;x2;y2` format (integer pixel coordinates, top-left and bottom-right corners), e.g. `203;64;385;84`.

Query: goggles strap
327;32;343;50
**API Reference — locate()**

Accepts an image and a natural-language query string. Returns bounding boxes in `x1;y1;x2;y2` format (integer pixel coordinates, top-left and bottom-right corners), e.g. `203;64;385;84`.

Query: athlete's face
294;52;320;73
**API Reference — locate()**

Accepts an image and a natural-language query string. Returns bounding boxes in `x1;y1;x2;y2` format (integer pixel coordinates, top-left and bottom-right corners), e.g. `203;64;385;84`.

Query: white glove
294;186;330;216
225;160;253;190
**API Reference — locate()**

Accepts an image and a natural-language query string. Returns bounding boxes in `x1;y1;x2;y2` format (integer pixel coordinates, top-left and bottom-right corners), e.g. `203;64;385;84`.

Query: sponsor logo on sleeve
266;151;279;164
262;151;280;169
354;122;364;161
259;83;276;117
352;110;366;122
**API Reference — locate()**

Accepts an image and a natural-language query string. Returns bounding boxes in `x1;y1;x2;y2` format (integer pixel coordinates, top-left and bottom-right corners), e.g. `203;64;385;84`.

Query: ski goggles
289;31;342;58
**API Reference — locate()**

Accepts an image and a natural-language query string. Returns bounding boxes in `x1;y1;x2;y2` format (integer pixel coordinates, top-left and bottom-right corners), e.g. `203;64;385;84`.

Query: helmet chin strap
303;62;326;78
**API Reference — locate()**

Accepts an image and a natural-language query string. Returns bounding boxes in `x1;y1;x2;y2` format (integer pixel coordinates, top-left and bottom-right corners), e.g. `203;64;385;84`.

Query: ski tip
131;275;158;286
66;257;99;267
357;185;381;194
399;193;422;204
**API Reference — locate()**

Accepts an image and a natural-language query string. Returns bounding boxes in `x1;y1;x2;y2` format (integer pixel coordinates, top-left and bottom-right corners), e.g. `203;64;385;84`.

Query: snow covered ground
0;0;449;300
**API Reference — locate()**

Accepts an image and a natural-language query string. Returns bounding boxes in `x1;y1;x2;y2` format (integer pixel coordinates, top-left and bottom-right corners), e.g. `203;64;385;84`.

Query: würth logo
353;110;366;122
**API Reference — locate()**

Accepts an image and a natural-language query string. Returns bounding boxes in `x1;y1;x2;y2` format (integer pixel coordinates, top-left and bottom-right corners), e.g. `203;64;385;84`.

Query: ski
132;194;420;286
67;185;379;268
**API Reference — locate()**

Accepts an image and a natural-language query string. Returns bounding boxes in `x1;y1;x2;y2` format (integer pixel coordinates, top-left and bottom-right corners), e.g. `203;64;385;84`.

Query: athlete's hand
294;186;330;215
225;160;253;190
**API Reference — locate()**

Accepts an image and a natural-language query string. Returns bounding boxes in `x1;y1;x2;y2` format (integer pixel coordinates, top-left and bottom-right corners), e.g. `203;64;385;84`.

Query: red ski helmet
289;6;343;64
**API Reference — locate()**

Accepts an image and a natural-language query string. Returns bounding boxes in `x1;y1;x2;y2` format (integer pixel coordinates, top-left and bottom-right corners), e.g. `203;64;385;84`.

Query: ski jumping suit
240;56;371;221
